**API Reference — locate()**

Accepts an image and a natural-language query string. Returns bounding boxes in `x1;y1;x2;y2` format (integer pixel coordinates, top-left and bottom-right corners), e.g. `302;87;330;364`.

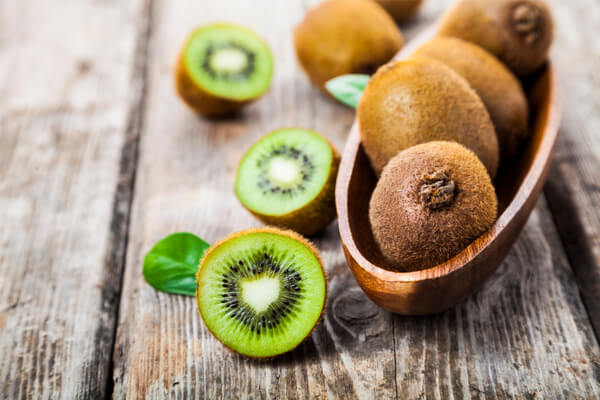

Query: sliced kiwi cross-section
175;23;274;117
196;228;327;358
235;128;339;236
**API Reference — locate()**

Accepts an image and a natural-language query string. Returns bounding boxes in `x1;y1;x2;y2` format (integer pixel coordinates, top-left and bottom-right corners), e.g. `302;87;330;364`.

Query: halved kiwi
196;228;327;358
175;23;274;117
235;128;339;236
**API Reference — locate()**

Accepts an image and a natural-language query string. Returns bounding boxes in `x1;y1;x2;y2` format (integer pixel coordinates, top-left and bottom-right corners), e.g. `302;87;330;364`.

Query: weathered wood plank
0;0;149;397
541;0;600;339
112;0;399;398
112;0;600;398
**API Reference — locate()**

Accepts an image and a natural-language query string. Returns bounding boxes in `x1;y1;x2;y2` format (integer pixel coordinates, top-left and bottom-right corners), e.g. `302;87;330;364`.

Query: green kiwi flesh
183;24;273;101
235;128;339;236
196;228;326;358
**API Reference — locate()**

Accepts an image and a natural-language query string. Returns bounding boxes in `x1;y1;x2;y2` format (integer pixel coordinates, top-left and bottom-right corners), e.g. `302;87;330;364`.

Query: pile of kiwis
166;0;554;358
359;0;554;271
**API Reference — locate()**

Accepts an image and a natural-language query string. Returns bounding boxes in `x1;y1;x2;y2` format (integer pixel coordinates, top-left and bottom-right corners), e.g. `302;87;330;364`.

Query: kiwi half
196;228;327;358
175;23;274;117
357;57;499;177
374;0;423;22
413;37;529;158
294;0;404;92
235;128;339;236
369;141;498;272
437;0;554;76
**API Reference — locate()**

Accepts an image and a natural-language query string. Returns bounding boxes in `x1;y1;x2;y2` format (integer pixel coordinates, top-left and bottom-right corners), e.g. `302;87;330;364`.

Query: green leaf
325;74;371;108
143;232;210;296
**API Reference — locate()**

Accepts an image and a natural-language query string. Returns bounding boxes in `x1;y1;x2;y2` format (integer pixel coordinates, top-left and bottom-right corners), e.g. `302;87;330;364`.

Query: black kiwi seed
215;249;310;334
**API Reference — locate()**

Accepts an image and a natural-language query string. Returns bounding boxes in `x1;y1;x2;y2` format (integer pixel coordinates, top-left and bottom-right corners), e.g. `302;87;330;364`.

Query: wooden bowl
335;29;561;315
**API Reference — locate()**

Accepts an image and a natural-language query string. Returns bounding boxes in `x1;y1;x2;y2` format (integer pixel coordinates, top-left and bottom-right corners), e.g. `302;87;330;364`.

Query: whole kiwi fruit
413;37;529;158
374;0;424;22
437;0;554;77
369;141;498;272
294;0;404;92
358;57;499;177
175;23;274;117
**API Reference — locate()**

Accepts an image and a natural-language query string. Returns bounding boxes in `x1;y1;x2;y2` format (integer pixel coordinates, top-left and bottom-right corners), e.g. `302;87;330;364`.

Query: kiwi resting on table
369;141;498;272
437;0;554;77
294;0;403;92
374;0;423;22
196;228;327;358
175;23;274;117
357;57;499;177
235;128;339;236
413;37;529;158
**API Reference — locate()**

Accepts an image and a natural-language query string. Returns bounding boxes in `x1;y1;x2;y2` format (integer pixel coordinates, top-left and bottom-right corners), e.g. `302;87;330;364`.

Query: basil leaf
325;74;371;108
143;232;210;296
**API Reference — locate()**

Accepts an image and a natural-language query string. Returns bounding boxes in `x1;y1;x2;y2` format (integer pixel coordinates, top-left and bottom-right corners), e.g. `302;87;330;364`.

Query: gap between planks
101;0;155;398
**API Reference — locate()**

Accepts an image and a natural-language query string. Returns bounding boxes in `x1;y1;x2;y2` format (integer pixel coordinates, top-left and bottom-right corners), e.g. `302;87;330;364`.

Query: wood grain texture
111;0;397;398
0;0;149;398
541;0;600;340
111;0;600;399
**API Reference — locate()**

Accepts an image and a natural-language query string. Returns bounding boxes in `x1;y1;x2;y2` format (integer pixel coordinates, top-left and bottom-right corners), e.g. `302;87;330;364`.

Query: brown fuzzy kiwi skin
174;52;249;117
357;57;499;177
369;141;498;272
236;132;340;236
196;227;328;359
437;0;554;77
294;0;404;92
375;0;423;22
413;37;530;158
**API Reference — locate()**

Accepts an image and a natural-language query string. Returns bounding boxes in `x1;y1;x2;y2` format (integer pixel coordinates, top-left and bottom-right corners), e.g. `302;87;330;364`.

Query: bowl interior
345;64;553;272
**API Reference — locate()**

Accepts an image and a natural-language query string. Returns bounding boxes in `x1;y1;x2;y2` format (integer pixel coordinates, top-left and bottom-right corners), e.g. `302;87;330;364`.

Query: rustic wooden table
1;0;599;398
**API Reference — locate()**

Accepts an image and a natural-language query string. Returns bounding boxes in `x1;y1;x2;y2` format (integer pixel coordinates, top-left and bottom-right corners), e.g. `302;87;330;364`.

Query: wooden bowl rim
335;37;561;284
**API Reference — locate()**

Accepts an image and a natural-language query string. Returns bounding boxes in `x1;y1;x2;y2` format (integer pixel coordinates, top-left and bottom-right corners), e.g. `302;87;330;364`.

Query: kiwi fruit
235;128;340;236
294;0;404;92
437;0;554;77
413;37;529;158
196;227;327;358
369;141;498;272
175;23;274;117
374;0;423;22
357;57;499;177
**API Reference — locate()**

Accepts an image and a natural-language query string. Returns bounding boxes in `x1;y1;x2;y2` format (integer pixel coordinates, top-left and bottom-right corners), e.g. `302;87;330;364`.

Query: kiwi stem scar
419;170;456;210
512;4;541;45
241;276;281;314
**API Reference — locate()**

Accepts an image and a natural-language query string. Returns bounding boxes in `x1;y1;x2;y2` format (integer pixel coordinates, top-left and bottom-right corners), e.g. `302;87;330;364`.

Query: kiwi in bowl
369;141;497;272
335;27;559;315
357;57;499;177
437;0;554;77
